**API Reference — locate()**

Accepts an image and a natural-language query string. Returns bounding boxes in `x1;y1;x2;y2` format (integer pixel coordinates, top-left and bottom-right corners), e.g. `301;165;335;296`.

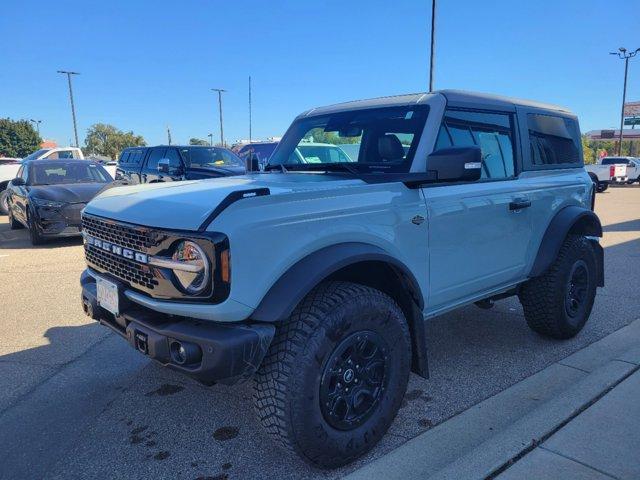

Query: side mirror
427;146;482;182
11;177;26;187
246;153;260;172
157;159;170;174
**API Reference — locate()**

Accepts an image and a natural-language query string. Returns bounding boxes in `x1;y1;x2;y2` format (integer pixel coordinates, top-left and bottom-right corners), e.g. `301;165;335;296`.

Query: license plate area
96;276;119;316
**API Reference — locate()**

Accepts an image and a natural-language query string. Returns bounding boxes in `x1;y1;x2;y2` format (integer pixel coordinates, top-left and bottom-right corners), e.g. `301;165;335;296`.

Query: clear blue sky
1;0;639;147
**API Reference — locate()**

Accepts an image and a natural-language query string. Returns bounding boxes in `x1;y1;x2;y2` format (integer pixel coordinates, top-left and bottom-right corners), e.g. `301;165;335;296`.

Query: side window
435;110;516;179
57;150;74;159
527;114;581;166
164;148;183;168
17;166;25;180
119;151;130;164
145;148;166;170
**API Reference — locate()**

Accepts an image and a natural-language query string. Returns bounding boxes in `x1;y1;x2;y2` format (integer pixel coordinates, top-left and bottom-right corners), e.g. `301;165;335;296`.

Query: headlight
32;197;65;208
170;240;210;295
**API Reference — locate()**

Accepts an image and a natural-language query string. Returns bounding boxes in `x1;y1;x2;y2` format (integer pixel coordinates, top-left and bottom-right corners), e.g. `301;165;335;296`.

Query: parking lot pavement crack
557;362;591;374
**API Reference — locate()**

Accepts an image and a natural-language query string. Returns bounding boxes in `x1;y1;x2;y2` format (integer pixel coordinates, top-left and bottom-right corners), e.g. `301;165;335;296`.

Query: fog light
169;340;202;365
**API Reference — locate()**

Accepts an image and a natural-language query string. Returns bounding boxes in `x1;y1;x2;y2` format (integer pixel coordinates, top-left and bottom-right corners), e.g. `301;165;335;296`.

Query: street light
429;0;436;91
211;88;227;147
610;47;639;155
57;70;80;147
207;133;213;146
29;119;42;137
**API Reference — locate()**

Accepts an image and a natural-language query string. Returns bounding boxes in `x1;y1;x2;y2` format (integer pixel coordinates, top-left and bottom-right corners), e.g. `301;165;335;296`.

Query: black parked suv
116;145;245;184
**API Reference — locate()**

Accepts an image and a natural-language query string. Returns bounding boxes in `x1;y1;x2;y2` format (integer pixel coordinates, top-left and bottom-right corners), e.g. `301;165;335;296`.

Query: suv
115;145;244;184
79;90;603;468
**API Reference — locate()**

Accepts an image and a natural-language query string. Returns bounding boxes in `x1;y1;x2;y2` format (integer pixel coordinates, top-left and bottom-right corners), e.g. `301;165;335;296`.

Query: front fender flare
251;242;424;323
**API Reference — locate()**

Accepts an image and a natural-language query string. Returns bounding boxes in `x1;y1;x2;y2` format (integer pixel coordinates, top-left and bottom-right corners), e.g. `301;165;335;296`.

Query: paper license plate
96;276;119;316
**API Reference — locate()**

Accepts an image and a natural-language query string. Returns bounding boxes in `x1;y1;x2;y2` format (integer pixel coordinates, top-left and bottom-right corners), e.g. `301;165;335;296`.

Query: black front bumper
80;271;275;385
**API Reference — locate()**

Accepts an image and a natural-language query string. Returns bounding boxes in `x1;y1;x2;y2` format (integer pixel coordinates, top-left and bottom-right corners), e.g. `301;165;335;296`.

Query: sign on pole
623;101;640;117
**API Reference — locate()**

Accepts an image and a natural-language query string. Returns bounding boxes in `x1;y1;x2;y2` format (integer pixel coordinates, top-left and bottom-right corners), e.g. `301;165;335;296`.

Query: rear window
119;149;145;165
527;114;582;167
601;158;629;165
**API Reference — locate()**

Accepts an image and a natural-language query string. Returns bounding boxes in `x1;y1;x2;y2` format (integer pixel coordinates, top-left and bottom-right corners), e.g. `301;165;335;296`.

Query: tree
581;135;596;164
0;118;41;157
84;123;146;160
189;137;209;146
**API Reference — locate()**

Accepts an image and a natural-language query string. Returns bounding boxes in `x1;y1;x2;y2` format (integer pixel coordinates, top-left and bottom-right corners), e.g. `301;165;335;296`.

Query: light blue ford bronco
80;90;603;467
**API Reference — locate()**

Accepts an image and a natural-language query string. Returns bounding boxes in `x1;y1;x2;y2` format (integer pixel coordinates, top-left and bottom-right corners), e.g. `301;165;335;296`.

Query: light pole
57;70;80;147
610;47;639;155
248;76;252;144
429;0;436;92
29;119;42;137
211;88;226;147
207;133;213;146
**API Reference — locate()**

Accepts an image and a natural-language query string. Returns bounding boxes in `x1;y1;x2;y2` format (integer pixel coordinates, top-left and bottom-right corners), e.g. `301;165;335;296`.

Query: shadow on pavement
0;220;83;249
603;218;640;232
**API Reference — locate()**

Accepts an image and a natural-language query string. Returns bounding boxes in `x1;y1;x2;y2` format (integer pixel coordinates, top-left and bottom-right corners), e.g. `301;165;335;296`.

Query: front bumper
80;270;275;385
34;203;84;236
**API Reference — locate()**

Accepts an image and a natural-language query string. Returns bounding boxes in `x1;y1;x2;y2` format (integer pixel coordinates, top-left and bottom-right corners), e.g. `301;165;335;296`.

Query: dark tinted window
238;143;278;166
601;157;629;165
435;110;515;179
164;148;183;168
145;148;166;170
528;114;581;166
119;151;131;164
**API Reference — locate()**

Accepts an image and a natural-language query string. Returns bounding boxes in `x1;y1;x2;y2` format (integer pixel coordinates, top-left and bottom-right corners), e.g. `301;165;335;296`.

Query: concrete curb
345;319;640;480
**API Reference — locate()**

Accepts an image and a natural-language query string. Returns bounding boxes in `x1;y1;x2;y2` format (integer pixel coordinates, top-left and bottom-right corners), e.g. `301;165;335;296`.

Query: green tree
84;123;146;160
581;135;596;164
189;137;209;146
0;118;41;157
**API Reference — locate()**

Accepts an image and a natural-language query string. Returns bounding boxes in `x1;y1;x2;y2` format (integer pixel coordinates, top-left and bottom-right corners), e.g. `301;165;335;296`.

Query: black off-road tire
253;281;412;468
519;235;597;339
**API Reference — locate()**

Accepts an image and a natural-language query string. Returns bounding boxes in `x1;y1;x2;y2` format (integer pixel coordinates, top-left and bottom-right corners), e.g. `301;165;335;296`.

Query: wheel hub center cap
343;368;355;383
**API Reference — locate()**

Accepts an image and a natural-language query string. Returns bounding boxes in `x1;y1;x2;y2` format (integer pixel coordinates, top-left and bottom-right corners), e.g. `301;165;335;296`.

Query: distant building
584;130;640;141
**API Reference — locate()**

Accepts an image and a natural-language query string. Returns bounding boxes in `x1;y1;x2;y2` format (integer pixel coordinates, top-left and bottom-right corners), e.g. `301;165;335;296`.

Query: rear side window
527;114;581;166
435;109;516;179
119;151;131;164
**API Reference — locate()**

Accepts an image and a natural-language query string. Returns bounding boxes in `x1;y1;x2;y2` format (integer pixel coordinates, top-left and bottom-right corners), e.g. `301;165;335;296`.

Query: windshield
29;162;110;185
23;149;51;161
180;147;243;168
238;143;278;166
268;106;428;173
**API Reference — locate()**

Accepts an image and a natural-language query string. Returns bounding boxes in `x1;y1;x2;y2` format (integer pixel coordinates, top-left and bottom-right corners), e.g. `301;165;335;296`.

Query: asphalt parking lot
0;186;639;480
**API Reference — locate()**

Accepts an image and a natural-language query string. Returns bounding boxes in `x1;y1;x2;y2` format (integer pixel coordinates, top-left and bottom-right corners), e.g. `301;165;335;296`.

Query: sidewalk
346;319;640;480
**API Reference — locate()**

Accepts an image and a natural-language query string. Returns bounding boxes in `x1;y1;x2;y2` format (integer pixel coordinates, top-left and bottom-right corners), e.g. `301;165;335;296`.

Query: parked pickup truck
80;90;603;468
115;145;244;184
0;147;112;214
600;156;639;184
584;163;615;192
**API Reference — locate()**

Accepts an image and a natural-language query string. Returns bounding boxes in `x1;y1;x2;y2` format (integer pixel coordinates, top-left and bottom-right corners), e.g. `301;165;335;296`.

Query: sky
1;0;639;147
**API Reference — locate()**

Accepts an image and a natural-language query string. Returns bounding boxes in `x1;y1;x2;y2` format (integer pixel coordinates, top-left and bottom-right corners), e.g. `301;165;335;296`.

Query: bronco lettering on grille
84;234;148;264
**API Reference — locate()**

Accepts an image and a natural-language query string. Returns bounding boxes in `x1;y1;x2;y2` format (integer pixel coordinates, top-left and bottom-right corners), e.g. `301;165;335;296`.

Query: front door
140;147;166;183
423;108;533;311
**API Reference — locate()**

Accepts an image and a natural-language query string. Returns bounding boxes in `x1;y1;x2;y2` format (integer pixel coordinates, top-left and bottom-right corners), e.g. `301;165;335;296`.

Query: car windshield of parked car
238;143;278;165
22;149;51;161
29;162;110;185
180;147;243;168
268;106;428;173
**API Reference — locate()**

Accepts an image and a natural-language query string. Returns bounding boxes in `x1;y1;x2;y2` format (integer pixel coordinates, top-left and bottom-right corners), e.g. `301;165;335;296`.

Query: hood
84;173;364;230
29;182;111;204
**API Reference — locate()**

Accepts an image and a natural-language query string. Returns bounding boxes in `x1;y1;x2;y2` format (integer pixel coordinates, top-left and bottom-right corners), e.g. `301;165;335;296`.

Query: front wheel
519;235;597;339
253;281;411;468
0;190;9;215
27;210;45;245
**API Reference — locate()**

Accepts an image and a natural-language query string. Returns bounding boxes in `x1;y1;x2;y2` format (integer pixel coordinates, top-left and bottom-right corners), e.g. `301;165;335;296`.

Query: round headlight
171;240;210;295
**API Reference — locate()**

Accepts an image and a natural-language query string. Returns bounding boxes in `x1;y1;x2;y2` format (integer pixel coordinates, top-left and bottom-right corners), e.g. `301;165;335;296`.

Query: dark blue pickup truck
115;145;245;184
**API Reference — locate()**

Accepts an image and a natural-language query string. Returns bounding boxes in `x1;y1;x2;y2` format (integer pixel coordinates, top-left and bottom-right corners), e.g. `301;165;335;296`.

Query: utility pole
207;133;213;146
429;0;436;92
29;119;42;137
57;70;80;147
211;88;226;147
249;76;252;144
167;126;172;145
610;47;639;155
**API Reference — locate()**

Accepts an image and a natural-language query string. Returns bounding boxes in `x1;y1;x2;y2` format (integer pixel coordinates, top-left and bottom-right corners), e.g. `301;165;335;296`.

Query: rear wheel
253;281;411;468
519;235;597;339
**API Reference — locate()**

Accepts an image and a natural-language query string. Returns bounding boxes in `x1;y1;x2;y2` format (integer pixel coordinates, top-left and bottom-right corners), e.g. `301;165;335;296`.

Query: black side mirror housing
427;146;482;182
246;154;260;172
11;177;26;187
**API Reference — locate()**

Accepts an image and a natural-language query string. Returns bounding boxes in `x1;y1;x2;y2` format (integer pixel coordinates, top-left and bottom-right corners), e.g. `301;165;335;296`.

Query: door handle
509;198;531;211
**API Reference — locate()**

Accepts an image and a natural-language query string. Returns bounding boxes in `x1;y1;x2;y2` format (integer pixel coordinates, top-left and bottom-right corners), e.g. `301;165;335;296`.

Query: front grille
82;214;153;251
86;247;159;289
82;214;158;290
